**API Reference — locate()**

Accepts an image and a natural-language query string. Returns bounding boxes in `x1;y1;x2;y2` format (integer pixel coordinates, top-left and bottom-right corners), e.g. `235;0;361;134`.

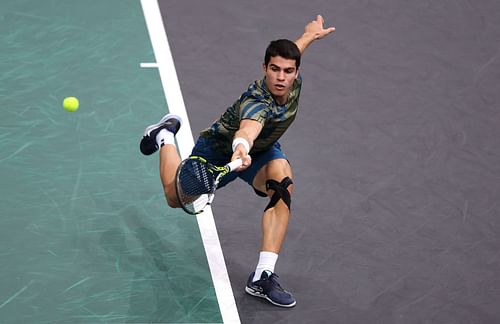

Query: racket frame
175;156;243;215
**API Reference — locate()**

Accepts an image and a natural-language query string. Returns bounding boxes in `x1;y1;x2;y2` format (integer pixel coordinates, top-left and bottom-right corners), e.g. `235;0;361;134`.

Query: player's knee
167;196;181;208
164;189;180;208
265;177;293;211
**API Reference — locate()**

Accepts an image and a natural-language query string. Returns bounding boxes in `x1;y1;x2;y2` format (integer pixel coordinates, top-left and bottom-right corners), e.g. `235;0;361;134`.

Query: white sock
252;251;278;282
156;128;175;147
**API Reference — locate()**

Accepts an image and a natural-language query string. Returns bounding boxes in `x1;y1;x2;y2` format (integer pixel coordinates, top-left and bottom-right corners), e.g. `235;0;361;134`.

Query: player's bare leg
260;189;293;252
257;159;294;254
245;158;296;307
140;113;182;207
158;144;181;207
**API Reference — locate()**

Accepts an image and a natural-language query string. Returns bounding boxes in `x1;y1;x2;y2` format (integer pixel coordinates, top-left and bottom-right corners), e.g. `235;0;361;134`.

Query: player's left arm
294;15;335;55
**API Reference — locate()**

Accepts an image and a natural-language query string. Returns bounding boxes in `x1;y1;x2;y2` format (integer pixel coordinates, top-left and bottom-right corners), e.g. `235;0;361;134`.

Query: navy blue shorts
190;136;288;195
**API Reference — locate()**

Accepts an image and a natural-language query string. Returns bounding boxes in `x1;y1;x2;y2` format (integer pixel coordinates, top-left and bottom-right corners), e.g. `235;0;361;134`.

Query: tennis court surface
2;0;500;323
1;0;224;323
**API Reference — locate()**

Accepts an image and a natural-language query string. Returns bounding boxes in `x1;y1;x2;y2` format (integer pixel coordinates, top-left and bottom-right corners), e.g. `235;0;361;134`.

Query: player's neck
273;93;289;105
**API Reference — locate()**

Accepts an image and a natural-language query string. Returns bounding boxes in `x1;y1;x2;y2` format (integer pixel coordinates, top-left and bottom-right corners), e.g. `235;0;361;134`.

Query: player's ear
262;63;267;73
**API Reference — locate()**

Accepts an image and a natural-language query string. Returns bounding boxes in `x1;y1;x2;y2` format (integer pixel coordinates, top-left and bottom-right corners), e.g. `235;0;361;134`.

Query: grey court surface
1;0;500;323
159;0;500;323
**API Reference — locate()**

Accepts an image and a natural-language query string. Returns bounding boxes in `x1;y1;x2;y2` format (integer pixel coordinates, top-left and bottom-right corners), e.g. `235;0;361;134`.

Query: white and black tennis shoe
140;114;182;155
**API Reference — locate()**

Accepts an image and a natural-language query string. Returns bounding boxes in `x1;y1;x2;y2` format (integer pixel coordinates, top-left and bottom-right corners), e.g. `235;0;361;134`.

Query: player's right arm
231;119;262;170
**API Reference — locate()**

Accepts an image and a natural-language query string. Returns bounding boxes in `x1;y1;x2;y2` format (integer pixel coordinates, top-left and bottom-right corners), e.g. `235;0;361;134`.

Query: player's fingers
317;26;335;39
317;14;324;25
325;26;336;34
243;155;252;166
235;155;250;172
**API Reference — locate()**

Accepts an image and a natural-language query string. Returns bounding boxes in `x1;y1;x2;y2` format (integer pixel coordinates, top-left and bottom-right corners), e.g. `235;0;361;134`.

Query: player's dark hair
264;39;301;68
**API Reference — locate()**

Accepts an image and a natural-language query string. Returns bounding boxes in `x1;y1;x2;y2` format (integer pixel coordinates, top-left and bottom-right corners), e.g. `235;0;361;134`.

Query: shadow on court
99;208;220;323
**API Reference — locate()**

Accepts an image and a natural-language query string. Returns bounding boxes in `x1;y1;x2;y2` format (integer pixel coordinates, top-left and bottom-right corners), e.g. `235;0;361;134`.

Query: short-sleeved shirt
199;76;302;155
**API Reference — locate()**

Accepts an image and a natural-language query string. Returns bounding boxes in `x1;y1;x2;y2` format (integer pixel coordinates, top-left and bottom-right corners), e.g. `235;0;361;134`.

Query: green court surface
0;0;222;323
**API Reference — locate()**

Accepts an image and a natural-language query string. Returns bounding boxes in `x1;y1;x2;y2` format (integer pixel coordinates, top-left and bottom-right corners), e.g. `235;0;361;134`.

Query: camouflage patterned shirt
199;76;302;155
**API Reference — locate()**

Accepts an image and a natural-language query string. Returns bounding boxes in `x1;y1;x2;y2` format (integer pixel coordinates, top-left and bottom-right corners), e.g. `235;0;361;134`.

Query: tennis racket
175;156;243;215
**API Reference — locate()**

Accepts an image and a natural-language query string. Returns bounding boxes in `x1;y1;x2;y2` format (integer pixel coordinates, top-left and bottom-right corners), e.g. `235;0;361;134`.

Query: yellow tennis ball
63;97;79;112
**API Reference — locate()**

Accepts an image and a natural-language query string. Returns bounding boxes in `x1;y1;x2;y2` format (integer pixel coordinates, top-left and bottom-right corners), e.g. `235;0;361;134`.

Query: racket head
175;156;217;215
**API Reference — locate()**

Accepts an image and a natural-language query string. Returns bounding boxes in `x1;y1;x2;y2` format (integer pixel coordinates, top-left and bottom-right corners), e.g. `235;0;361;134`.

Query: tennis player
140;15;334;308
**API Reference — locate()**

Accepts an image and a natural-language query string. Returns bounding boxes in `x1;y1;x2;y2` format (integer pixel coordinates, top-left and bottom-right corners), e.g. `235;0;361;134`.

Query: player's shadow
99;211;187;322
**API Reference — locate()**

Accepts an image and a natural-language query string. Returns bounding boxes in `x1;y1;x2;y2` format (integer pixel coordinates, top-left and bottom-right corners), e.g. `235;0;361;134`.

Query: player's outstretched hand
304;15;335;40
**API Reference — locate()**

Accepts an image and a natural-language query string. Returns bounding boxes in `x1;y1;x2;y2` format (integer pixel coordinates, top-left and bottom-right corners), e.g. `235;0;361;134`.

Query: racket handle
226;158;244;172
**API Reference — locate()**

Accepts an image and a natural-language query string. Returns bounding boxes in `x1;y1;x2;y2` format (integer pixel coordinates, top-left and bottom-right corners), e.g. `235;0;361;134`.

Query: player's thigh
252;158;293;194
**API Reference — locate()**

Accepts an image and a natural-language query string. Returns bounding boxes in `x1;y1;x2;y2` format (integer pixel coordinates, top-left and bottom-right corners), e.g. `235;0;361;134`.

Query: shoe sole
143;113;182;136
245;286;296;308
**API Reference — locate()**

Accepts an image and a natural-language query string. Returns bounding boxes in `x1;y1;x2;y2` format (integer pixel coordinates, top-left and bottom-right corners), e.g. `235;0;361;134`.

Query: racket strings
177;159;217;213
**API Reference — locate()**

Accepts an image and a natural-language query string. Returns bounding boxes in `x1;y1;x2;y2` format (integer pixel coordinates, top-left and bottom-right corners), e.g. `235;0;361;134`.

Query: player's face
263;56;298;105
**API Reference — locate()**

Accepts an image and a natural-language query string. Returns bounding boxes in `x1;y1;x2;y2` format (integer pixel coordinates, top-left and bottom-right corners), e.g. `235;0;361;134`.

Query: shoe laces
267;272;285;292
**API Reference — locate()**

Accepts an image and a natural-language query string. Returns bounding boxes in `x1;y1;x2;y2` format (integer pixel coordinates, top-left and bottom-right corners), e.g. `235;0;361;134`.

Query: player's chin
271;86;289;97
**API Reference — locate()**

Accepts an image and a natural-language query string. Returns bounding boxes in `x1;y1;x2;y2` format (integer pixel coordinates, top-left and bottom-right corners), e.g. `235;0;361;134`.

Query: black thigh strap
264;177;293;211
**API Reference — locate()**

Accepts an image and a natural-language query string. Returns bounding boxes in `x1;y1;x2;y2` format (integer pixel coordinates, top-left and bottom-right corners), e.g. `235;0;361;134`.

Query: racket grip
226;158;244;172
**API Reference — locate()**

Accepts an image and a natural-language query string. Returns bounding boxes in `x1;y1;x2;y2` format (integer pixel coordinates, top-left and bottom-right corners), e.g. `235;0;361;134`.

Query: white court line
140;1;241;324
140;62;159;68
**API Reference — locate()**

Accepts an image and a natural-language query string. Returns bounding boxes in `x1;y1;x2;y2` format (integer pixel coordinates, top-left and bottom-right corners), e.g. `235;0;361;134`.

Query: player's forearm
233;119;263;153
294;32;318;55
